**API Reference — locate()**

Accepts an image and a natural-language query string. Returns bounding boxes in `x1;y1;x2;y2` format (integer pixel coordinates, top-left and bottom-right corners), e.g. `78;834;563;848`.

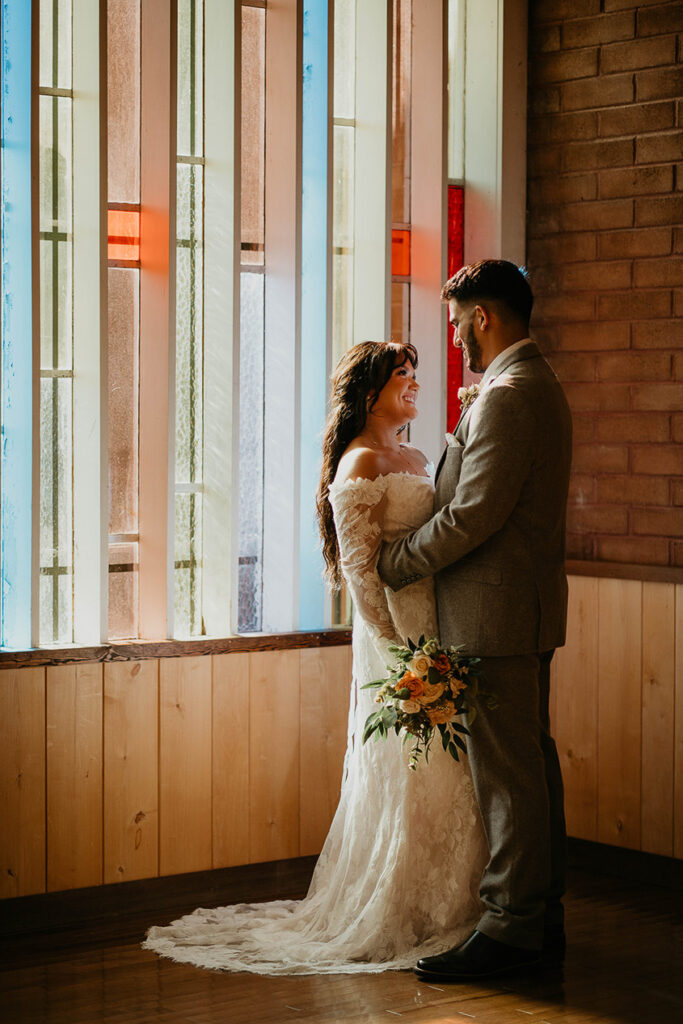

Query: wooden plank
249;650;300;863
46;664;103;892
641;582;675;856
552;576;599;842
597;578;642;850
103;660;159;884
675;585;683;859
0;668;46;897
299;646;351;856
159;656;212;876
212;653;250;868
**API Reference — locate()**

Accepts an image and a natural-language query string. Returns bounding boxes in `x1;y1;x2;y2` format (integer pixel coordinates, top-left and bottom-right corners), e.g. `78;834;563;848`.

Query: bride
144;340;487;974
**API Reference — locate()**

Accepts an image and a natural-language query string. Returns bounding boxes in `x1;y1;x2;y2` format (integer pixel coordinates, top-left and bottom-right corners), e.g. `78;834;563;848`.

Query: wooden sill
0;629;353;671
567;560;683;585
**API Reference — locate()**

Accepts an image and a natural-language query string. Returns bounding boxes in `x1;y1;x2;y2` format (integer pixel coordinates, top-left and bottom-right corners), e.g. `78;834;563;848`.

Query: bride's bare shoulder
399;443;431;473
334;446;386;486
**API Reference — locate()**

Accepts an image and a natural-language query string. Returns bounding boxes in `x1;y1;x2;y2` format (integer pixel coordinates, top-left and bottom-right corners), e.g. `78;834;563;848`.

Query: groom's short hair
441;259;533;325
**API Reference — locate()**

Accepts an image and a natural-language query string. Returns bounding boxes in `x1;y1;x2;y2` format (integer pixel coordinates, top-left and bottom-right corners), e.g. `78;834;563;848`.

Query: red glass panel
108;207;140;262
391;228;410;277
446;184;464;431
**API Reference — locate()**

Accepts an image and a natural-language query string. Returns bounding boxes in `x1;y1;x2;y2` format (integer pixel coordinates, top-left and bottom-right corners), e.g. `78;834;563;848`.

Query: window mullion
139;0;177;640
72;0;107;643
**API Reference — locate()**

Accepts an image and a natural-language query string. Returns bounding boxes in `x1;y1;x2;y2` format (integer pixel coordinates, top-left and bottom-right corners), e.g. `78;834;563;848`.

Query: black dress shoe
415;930;541;981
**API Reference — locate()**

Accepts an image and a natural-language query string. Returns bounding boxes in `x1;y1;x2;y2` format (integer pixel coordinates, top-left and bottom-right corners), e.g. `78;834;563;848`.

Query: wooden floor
1;868;682;1024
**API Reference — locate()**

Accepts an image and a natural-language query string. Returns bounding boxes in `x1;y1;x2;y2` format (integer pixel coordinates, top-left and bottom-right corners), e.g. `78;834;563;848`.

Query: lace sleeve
328;476;400;666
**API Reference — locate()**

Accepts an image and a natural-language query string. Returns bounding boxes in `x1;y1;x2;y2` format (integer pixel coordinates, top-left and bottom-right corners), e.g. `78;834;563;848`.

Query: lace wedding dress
143;469;487;975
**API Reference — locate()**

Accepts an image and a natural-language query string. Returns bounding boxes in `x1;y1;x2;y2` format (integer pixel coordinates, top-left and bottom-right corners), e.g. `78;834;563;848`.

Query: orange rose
427;700;456;725
432;654;451;674
399;672;425;698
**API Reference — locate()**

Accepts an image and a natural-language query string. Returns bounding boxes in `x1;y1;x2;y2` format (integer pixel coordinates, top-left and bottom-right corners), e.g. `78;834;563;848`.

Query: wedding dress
143;468;487;974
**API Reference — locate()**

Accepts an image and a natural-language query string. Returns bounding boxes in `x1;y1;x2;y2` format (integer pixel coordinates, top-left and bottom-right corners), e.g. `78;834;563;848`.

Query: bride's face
369;359;420;425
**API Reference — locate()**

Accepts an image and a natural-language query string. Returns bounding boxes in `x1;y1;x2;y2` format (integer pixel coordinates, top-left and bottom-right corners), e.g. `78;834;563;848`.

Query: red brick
531;24;562;52
636;131;683;164
673;541;683;566
562;261;632;291
632;319;683;348
528;232;597;265
598;227;672;259
562;12;635;49
634;257;683;288
599;165;674;200
605;0;672;9
572;444;629;473
597;474;670;505
534;293;597;323
672;479;683;506
534;0;601;20
532;325;561;353
674;353;683;379
635;195;683;226
596;351;672;381
601;34;677;73
631;382;683;411
599;100;675;136
528;207;562;238
571;414;596;444
558;321;630;351
560;199;634;232
547;352;597;382
534;48;598;85
636;66;683;102
529;111;598;144
563;138;634;172
675;289;683;317
596;535;669;564
673;228;683;254
569;475;596;503
564;382;631;412
633;507;683;536
529;88;562;116
637;4;683;37
566;533;595;560
566;505;629;534
528;145;564;177
596;412;671;442
531;173;598;205
598;288;671;319
674;414;683;443
563;73;634;112
632;444;683;474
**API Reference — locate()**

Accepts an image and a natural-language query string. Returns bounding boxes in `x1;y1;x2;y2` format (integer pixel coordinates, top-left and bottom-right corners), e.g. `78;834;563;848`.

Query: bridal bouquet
361;636;484;771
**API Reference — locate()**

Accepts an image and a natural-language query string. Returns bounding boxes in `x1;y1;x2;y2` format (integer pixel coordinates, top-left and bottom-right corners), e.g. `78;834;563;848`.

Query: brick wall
526;0;682;567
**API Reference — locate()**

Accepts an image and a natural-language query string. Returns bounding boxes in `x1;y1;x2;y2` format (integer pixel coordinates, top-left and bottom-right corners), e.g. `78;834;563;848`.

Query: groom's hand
378;538;424;592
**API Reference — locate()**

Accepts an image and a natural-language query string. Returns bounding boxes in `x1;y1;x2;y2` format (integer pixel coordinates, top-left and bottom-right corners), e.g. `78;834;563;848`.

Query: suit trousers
465;650;567;950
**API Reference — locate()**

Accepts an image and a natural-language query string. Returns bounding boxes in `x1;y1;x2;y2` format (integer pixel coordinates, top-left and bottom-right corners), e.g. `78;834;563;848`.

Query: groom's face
448;299;484;374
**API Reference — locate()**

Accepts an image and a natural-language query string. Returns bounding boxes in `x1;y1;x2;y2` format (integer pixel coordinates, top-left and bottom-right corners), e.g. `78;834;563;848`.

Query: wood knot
131;663;141;677
134;810;146;824
616;819;623;832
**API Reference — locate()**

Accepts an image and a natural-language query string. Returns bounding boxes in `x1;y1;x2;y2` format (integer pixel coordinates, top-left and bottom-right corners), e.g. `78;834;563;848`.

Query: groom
378;259;572;980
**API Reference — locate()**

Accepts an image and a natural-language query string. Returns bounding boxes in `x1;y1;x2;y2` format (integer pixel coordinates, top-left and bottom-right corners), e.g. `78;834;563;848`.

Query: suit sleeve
378;382;537;591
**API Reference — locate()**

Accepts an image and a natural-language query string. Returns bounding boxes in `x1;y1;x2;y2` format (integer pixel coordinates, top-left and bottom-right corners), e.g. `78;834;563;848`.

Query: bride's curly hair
316;340;418;589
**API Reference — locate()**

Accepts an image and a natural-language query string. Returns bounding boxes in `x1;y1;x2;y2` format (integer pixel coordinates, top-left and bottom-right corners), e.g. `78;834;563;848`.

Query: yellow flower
399;698;422;714
409;654;433;677
450;677;468;695
399;672;425;698
417;681;445;705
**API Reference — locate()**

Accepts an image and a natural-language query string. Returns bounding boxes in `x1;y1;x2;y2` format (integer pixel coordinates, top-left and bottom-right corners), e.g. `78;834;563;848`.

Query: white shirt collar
482;337;531;385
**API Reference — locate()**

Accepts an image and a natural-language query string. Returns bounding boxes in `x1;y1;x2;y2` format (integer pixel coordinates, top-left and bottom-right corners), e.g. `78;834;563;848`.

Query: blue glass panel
1;1;33;648
300;0;329;630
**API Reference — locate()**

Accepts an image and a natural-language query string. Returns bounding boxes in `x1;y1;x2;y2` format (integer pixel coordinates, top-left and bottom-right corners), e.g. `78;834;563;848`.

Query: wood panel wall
551;577;683;859
0;646;351;899
2;576;682;901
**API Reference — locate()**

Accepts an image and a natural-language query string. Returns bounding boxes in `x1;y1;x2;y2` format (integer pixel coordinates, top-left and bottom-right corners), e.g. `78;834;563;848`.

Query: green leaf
451;722;470;735
360;679;384;690
427;666;441;685
407;637;416;652
441;729;450;752
448;741;460;762
451;733;467;754
418;634;426;649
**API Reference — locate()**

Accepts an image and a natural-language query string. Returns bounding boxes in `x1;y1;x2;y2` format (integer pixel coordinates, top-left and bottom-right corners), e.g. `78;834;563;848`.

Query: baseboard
0;856;319;943
568;837;683;890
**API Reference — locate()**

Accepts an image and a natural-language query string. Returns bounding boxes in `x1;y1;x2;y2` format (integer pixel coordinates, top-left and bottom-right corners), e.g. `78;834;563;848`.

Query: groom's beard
461;324;484;374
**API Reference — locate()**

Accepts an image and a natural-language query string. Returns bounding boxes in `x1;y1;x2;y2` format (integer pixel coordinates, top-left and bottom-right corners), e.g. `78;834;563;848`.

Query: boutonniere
444;432;462;448
457;383;482;412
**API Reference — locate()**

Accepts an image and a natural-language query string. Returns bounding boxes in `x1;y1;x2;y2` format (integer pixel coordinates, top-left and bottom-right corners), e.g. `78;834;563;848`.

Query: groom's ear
474;304;490;332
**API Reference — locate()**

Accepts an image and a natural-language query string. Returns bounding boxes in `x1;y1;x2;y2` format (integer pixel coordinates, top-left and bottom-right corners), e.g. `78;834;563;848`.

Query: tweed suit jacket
378;341;573;657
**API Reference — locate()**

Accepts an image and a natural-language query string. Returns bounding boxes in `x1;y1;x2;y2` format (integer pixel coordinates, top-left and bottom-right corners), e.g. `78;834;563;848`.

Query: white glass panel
39;95;73;370
333;0;355;120
39;376;73;643
332;124;354;368
238;271;264;632
39;0;73;91
177;0;204;158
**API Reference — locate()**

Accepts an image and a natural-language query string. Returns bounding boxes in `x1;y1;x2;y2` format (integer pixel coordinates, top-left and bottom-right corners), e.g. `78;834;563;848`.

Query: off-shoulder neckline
329;465;434;493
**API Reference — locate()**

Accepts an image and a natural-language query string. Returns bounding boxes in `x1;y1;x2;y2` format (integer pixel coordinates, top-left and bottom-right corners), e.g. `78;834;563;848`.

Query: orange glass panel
108;208;140;262
391;228;410;277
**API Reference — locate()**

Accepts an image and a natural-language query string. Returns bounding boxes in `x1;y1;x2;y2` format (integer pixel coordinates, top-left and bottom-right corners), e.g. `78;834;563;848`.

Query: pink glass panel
447;184;465;431
391;0;411;226
241;6;265;266
108;267;139;535
107;0;141;204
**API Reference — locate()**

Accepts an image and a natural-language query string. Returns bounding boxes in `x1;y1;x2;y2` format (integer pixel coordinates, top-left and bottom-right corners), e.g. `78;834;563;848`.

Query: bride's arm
329;474;401;667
